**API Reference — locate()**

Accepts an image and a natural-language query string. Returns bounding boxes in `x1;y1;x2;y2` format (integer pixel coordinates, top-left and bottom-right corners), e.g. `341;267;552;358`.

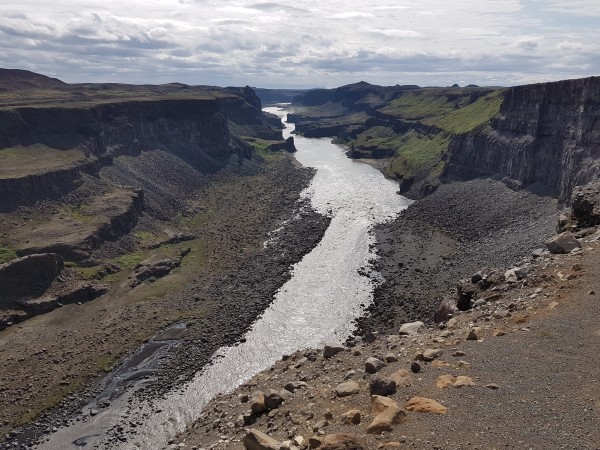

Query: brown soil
175;228;600;450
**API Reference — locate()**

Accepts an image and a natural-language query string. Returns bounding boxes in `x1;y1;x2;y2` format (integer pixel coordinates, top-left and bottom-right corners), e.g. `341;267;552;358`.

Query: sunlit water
37;106;410;449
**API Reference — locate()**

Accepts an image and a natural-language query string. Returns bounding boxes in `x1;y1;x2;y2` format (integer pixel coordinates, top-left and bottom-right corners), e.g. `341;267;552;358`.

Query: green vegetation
435;90;504;134
0;146;85;179
0;247;17;264
116;252;144;268
384;132;450;179
242;136;286;162
62;204;93;223
381;90;467;121
95;354;118;373
353;126;402;151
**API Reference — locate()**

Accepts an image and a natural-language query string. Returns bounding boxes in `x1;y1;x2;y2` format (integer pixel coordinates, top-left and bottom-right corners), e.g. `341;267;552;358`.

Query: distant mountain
252;88;308;105
0;68;67;90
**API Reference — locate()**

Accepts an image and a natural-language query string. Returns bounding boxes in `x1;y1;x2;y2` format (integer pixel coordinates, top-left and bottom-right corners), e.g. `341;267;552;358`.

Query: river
36;106;410;449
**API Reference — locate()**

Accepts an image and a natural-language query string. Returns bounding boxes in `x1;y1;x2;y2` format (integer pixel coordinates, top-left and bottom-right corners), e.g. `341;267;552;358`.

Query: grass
95;354;119;373
62;204;93;223
116;252;145;268
242;136;286;162
384;131;451;179
354;126;402;151
15;380;84;427
0;145;85;179
435;90;504;134
0;247;17;264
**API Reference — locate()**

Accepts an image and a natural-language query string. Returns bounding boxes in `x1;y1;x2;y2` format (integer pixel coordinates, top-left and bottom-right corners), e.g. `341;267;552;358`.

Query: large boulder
319;433;368;450
366;405;407;434
545;232;582;254
398;321;424;335
243;429;281;450
571;180;600;228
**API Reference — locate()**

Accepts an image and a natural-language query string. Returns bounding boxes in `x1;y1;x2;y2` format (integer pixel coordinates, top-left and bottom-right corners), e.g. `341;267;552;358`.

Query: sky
0;0;599;88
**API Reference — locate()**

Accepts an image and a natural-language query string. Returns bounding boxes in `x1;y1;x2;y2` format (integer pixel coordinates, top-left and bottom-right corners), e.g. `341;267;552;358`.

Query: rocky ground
174;223;600;450
357;178;558;334
1;155;330;448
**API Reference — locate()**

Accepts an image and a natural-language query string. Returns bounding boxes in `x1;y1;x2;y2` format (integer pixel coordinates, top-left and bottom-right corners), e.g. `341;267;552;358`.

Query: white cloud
0;0;597;87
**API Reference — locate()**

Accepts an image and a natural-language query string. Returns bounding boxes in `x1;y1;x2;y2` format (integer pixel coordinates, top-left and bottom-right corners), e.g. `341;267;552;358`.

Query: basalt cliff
290;77;600;203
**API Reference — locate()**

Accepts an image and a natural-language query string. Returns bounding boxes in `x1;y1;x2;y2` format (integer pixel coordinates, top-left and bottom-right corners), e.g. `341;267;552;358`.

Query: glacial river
37;106;410;449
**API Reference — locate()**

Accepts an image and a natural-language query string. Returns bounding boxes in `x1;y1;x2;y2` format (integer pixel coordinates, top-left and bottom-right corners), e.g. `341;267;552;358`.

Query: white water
38;106;410;449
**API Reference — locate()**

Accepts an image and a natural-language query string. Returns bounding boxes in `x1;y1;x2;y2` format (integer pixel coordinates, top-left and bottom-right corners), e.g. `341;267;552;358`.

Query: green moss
0;247;17;264
385;131;450;179
435;90;504;134
116;252;144;268
95;354;118;373
62;205;93;223
242;136;285;162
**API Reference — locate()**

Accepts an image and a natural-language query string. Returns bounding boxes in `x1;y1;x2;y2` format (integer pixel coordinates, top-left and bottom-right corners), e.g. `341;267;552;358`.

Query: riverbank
4;155;330;449
174;217;600;450
357;177;558;334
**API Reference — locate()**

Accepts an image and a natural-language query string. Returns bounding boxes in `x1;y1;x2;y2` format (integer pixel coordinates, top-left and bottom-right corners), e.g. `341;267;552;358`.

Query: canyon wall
446;77;600;203
0;87;272;211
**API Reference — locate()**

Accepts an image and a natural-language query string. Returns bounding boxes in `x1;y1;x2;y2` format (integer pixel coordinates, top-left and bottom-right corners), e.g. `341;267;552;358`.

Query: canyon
0;70;598;449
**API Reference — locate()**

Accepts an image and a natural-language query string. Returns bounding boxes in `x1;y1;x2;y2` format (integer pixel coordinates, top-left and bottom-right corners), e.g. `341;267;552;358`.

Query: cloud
0;0;598;88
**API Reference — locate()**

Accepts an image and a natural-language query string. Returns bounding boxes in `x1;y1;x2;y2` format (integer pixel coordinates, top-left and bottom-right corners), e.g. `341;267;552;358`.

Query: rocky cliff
446;77;600;204
0;86;274;211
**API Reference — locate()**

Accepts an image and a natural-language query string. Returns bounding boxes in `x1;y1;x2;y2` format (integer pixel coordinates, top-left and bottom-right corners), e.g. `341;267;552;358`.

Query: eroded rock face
571;180;600;228
0;253;63;308
446;77;600;204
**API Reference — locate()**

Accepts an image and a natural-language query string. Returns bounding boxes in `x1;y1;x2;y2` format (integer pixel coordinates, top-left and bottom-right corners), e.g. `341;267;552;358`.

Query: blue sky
0;0;598;88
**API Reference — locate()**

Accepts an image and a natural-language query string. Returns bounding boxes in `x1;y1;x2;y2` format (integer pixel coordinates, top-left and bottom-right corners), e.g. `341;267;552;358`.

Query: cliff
0;86;277;211
445;77;600;203
291;77;600;204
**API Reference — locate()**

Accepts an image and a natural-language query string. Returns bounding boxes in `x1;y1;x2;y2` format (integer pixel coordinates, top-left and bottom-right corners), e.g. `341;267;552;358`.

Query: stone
367;406;407;434
422;348;443;361
384;353;398;363
466;329;479;341
378;443;402;449
405;396;447;414
545;233;582;254
504;267;527;283
320;434;368;450
334;381;360;397
365;357;385;374
341;409;361;425
265;389;284;410
453;376;475;387
486;383;500;389
323;345;345;359
369;377;396;396
389;369;411;387
492;328;506;337
571;180;600;228
410;361;421;373
432;360;450;367
284;381;307;392
371;395;398;415
243;429;281;450
313;419;329;432
290;408;314;425
398;321;424;335
250;391;268;414
436;374;456;389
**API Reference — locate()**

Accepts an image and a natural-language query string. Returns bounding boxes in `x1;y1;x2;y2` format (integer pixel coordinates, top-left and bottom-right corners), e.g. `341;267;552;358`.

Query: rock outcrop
446;77;600;204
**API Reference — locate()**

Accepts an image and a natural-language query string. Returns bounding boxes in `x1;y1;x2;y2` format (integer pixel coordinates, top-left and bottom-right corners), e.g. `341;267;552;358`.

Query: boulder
365;357;385;374
284;381;307;392
545;232;582;254
371;395;398;415
436;374;456;389
243;429;282;450
341;409;361;425
422;348;443;361
323;345;345;358
320;433;368;450
265;389;284;410
250;390;268;414
369;377;396;396
398;321;424;335
389;369;411;387
453;376;475;387
334;381;360;397
504;267;527;282
366;406;406;434
405;396;447;414
571;180;600;228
